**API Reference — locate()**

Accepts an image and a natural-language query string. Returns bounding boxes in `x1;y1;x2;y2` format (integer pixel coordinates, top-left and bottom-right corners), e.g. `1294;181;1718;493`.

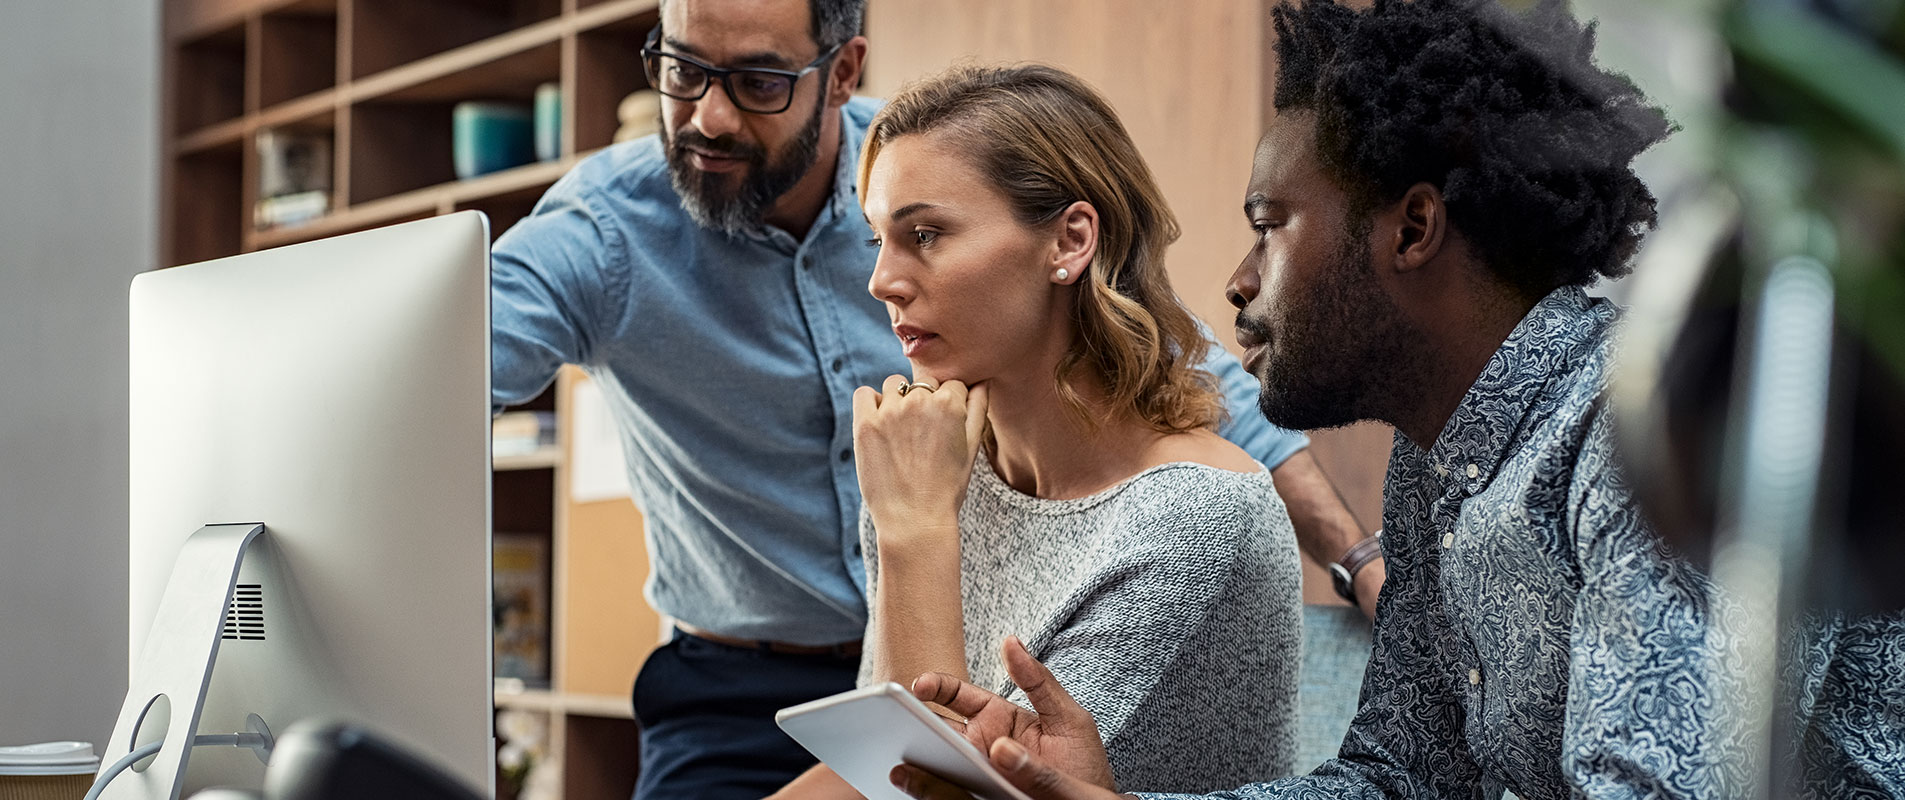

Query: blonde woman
771;64;1301;798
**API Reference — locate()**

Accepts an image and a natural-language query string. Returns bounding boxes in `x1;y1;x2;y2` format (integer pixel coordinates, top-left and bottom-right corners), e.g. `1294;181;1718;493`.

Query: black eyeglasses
641;26;842;115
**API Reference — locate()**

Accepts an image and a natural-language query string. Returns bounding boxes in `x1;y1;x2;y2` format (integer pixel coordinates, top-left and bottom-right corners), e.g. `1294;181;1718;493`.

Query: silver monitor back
125;212;493;797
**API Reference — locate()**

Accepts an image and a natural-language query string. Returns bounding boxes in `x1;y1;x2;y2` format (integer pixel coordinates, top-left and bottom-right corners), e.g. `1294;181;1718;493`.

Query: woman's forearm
869;521;970;687
766;763;861;800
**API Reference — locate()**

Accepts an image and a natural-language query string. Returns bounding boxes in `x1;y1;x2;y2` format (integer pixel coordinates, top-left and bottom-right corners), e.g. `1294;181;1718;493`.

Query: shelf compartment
258;1;338;108
349;0;562;80
347;101;460;204
168;142;244;266
251;155;575;249
350;97;570;204
574;10;657;153
496;469;556;536
353;30;563;105
494;447;561;471
253;107;337;233
349;39;562;205
495;389;561;464
455;180;552;242
561;715;638;800
172;21;247;134
492;705;549;800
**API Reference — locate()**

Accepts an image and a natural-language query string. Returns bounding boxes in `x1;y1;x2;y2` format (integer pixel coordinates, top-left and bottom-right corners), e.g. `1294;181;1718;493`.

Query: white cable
83;741;160;800
84;732;272;800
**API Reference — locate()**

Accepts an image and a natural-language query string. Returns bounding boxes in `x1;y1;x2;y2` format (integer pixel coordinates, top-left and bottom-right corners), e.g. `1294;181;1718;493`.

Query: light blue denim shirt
491;96;1308;645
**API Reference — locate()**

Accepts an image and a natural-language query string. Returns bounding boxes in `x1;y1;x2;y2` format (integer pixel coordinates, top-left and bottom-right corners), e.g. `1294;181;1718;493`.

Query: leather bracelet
1329;530;1384;609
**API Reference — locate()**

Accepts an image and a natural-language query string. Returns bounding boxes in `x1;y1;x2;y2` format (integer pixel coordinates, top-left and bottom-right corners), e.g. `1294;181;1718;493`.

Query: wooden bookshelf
161;2;662;799
162;0;658;265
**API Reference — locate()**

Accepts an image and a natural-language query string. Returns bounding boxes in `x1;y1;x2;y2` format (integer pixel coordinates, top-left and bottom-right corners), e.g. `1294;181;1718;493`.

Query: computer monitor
107;212;494;799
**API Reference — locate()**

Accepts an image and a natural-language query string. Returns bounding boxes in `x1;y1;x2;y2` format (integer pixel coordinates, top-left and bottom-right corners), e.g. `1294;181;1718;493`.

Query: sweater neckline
971;451;1269;516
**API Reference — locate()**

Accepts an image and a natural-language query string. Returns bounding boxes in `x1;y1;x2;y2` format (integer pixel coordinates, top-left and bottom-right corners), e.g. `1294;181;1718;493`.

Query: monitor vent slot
222;584;265;641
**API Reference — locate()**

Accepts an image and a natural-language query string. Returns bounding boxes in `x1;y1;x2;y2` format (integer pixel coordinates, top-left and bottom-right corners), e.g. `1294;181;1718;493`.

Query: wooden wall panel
558;497;655;696
864;0;1271;332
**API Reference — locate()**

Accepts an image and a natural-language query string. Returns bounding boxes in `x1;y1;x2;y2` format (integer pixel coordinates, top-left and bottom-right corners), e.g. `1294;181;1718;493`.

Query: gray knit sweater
858;456;1303;794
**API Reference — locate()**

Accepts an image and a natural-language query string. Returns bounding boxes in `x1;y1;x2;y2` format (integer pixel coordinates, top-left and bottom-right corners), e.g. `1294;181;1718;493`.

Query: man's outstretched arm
1270;450;1384;619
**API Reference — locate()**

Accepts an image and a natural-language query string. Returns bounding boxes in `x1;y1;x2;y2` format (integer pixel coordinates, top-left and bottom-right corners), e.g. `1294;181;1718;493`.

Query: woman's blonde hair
857;63;1224;433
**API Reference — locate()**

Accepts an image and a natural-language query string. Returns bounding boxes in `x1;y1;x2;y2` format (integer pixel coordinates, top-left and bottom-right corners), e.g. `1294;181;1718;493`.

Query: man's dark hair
810;0;865;49
656;0;863;50
1273;0;1673;297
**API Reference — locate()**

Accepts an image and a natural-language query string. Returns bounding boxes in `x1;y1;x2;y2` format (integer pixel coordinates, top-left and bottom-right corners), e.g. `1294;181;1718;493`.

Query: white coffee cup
0;742;100;800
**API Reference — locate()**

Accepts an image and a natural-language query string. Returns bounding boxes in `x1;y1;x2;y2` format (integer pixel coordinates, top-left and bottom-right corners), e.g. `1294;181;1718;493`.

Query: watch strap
1330;531;1384;605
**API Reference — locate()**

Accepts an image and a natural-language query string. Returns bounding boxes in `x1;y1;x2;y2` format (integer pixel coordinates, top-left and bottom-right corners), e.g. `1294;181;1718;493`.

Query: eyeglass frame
640;25;844;115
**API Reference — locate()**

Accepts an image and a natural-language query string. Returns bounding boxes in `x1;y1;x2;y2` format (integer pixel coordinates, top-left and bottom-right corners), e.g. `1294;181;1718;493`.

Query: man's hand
890;637;1127;800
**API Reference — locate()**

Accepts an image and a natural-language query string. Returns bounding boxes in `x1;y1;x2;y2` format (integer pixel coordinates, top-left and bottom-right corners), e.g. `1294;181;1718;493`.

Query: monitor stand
101;523;271;800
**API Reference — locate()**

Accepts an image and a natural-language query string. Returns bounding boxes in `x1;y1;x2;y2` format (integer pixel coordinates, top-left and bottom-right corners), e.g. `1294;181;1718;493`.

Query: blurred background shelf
495;684;635;721
162;0;656;267
494;447;563;472
246;154;584;250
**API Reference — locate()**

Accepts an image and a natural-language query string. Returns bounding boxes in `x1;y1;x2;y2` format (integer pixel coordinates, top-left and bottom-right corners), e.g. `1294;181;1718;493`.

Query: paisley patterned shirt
1784;611;1905;798
1144;287;1748;799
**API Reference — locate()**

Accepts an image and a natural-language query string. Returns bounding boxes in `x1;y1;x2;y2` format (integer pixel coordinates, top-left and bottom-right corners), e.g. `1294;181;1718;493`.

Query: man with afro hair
878;0;1897;798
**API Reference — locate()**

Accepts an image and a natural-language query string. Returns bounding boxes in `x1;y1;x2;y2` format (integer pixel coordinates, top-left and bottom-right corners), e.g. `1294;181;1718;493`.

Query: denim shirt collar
744;101;868;252
1419;285;1599;495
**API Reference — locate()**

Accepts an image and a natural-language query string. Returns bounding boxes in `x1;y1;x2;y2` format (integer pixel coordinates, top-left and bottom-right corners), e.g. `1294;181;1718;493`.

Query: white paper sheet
569;376;632;503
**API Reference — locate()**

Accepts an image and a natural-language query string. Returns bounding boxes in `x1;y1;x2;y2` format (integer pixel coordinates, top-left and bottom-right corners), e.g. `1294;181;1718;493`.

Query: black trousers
631;630;859;799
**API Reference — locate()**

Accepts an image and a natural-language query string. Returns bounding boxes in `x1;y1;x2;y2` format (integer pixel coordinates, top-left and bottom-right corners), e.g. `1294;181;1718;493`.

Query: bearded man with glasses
490;1;1375;797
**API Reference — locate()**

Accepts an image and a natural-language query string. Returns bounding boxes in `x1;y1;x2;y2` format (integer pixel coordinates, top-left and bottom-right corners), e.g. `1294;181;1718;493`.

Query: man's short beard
663;87;828;235
1249;213;1434;432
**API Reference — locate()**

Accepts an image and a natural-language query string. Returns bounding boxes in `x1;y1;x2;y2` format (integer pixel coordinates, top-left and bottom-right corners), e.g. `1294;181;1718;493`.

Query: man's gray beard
664;92;827;236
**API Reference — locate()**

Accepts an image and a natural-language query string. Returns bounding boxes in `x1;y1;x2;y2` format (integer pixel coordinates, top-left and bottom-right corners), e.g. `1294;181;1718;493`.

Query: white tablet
776;682;1033;800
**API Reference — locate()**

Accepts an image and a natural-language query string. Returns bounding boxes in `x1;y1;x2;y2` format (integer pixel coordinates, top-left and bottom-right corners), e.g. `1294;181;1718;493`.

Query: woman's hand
851;376;989;546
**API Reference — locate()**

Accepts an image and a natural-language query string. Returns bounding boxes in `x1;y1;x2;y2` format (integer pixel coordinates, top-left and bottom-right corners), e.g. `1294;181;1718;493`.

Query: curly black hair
1273;0;1674;297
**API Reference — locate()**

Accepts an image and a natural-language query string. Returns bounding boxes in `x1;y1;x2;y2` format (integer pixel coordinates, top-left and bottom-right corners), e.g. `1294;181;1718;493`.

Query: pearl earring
1054;268;1070;282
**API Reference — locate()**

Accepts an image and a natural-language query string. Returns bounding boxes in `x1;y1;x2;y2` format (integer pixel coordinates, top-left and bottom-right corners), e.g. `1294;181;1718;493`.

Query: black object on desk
262;721;481;800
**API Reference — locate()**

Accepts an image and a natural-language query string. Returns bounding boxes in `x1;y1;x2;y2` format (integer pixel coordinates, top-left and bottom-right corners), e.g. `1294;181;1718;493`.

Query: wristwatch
1328;530;1384;609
